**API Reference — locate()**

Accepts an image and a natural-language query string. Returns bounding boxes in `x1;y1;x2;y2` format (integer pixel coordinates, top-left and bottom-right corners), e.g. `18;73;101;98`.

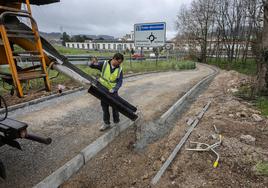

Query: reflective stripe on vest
99;61;122;90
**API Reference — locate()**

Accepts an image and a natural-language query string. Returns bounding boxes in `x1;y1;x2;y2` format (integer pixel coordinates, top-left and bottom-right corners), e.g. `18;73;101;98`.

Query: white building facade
65;40;174;52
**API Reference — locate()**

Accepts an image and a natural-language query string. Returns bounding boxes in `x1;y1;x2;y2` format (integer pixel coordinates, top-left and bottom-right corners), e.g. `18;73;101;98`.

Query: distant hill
39;32;62;45
39;32;115;44
40;32;62;40
78;34;114;40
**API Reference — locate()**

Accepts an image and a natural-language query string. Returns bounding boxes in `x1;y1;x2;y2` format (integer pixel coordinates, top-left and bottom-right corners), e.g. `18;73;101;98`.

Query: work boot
99;123;110;131
113;122;120;127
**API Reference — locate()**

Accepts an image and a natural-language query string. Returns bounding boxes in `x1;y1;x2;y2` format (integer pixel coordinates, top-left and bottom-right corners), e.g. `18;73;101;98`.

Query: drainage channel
135;64;218;149
33;64;218;188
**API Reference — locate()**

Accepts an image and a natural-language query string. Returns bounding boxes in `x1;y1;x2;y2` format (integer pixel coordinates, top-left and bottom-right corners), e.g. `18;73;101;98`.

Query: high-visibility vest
99;60;122;90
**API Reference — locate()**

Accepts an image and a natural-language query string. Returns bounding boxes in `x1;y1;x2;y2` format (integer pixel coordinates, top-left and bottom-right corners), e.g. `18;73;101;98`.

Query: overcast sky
31;0;191;39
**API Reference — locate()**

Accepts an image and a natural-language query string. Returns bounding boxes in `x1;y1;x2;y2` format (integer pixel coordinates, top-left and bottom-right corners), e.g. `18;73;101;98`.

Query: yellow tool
186;131;223;168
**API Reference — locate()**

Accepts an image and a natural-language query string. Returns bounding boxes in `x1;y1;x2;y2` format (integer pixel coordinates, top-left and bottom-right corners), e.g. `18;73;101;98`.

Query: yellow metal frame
25;0;51;91
0;1;51;97
0;25;23;96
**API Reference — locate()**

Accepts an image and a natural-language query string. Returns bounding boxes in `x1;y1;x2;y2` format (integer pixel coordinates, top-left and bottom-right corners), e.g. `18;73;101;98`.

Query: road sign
134;22;166;47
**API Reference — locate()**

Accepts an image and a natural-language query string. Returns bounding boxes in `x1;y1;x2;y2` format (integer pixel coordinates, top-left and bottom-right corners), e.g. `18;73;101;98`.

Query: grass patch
54;45;114;56
77;60;195;76
207;58;257;76
234;85;254;100
255;162;268;176
255;97;268;116
235;85;268;116
123;60;195;73
208;58;268;116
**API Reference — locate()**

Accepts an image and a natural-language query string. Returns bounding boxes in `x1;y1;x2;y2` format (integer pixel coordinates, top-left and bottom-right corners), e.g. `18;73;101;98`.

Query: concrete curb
134;63;218;149
81;119;132;162
159;64;218;124
34;154;84;188
33;119;134;188
0;87;85;114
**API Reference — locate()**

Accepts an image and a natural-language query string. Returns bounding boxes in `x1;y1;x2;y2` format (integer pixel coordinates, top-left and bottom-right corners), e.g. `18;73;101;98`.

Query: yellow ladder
0;0;50;97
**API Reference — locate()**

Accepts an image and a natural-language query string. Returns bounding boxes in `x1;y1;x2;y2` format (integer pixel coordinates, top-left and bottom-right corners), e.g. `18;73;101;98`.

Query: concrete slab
34;154;84;188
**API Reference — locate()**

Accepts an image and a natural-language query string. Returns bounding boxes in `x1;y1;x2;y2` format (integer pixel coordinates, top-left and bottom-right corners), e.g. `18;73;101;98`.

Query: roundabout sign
134;22;166;47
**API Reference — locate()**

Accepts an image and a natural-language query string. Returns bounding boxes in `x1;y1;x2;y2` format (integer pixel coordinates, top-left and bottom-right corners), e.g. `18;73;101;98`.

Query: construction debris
57;84;66;94
240;134;256;145
236;111;248;118
252;114;263;122
186;126;222;168
151;101;211;185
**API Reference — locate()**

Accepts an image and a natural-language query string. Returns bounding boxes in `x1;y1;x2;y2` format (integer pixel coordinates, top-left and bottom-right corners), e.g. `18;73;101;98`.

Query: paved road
0;64;213;188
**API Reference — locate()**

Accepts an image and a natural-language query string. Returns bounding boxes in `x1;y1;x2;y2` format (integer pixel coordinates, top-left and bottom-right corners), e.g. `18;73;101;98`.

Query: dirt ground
2;80;81;107
62;70;268;188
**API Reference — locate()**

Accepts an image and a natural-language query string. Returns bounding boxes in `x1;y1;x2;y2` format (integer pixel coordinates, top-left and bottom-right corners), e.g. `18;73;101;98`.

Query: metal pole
151;101;211;185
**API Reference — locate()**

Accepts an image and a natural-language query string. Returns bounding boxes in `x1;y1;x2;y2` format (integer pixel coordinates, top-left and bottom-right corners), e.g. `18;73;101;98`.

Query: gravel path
0;64;213;188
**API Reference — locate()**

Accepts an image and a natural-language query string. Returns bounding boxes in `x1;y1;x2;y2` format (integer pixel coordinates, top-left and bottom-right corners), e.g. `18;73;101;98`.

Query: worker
89;53;124;131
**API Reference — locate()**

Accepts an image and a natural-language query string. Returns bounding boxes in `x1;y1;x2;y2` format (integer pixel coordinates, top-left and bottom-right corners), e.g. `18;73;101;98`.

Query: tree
254;0;268;93
71;35;85;42
176;0;263;65
214;0;249;64
176;0;216;63
62;32;70;46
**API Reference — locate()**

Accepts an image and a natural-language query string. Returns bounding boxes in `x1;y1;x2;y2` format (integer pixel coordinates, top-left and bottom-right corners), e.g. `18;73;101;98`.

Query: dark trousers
101;100;120;124
96;81;120;124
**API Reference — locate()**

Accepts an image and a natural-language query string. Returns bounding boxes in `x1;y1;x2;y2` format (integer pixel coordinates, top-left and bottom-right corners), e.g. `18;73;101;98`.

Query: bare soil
62;70;268;188
2;80;81;106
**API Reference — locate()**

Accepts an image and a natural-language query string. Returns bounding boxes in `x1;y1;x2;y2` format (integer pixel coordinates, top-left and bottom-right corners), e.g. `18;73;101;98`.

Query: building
66;40;174;51
122;31;134;41
174;35;253;58
65;32;175;52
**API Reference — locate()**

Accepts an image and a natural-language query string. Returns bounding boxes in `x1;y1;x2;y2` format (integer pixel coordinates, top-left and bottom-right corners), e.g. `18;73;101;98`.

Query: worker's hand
91;57;98;64
109;89;115;93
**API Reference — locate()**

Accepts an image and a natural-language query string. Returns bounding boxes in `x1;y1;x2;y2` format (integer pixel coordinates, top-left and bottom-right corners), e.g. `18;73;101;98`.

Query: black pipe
96;83;137;112
88;85;138;121
25;134;52;145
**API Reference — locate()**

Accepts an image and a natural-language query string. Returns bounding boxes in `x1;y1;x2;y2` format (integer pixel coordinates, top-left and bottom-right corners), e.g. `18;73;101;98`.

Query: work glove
91;57;98;64
109;88;115;93
88;57;98;66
